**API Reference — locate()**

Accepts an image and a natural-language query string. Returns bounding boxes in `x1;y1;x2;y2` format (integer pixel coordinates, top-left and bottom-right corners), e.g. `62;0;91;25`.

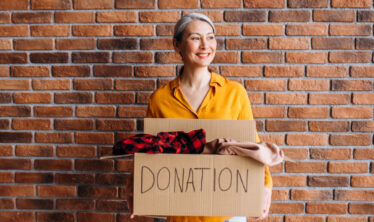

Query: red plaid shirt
113;129;206;155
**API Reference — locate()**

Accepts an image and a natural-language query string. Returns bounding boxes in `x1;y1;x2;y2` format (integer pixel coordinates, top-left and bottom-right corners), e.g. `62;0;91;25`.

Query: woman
146;13;272;222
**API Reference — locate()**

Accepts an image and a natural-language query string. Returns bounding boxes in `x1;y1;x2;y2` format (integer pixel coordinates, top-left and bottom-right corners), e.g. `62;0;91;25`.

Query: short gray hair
174;13;216;43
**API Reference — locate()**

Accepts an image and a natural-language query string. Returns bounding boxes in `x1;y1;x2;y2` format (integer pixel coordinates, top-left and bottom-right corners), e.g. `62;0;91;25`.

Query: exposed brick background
0;0;373;221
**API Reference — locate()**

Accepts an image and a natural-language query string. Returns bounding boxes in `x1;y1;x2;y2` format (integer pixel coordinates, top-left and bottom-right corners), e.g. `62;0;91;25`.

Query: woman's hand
258;187;272;220
125;172;135;219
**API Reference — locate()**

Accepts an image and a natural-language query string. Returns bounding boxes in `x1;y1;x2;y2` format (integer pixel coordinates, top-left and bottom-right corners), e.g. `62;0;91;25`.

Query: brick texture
0;1;373;221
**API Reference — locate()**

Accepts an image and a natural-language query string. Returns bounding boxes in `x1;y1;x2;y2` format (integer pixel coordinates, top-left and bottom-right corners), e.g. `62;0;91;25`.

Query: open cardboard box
133;118;264;217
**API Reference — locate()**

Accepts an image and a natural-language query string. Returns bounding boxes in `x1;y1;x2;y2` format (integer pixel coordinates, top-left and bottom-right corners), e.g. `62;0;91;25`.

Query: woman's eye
208;36;215;40
191;37;199;40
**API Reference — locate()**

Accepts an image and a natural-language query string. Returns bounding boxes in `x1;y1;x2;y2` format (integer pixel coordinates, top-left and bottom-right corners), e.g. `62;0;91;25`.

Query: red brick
32;0;71;9
270;203;304;214
273;175;306;187
15;145;53;157
0;79;30;90
286;52;328;64
0;185;35;196
287;134;328;145
0;25;29;37
226;38;266;50
289;79;329;91
75;132;114;144
31;25;70;37
330;134;371;146
351;66;374;78
55;92;93;104
35;159;73;171
73;79;112;90
0;106;31;117
246;93;263;105
116;79;155;91
0;119;10;129
75;159;114;172
307;65;348;77
33;79;71;90
96;92;135;104
332;0;372;8
266;120;306;132
220;66;261;77
311;148;351;160
252;106;286;118
308;176;349;187
242;52;283;64
353;93;374;104
264;66;303;77
357;38;374;50
288;0;329;7
0;212;34;222
258;134;284;145
286;161;326;173
115;25;154;36
78;212;116;222
56;173;95;184
330;162;368;174
330;24;371;36
312;37;353;49
0;39;11;50
351;176;374;187
245;80;286;91
54;119;94;130
139;39;172;50
266;93;307;104
15;172;53;183
288;107;329;118
118;106;147;118
38;185;76;197
286;24;328;36
30;52;68;63
72;52;110;63
201;0;241;8
55;11;94;23
332;107;372;119
96;119;136;131
97;173;127;185
335;190;374;201
271;189;289;201
72;25;112;36
53;65;90;77
0;66;9;76
307;203;347;214
269;10;310;22
327;216;367;222
0;53;28;64
11;66;50;77
12;118;51;130
98;38;137;50
57;146;96;158
214;24;240;36
57;199;94;210
0;0;29;10
12;12;52;24
212;51;239;64
35;132;73;144
350;203;374;214
13;92;52;104
0;12;11;24
270;38;309;50
154;51;181;64
114;52;154;63
0;172;14;183
358;10;374;22
313;10;355;22
291;189;332;201
74;0;113;9
37;212;75;222
224;10;266;22
244;0;284;8
309;121;349;132
333;79;372;91
34;106;73;117
97;200;127;211
0;132;32;143
158;0;198;8
352;121;374;132
116;0;155;8
243;24;283;36
56;38;95;50
94;65;132;77
135;66;175;77
76;106;115;117
330;51;371;63
0;199;14;209
139;11;179;23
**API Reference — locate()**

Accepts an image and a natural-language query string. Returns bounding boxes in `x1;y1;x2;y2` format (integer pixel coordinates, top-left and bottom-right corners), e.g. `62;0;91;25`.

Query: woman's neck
180;66;211;90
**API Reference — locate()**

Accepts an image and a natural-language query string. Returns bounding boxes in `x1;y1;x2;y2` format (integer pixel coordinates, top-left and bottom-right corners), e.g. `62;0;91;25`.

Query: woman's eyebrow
187;32;214;36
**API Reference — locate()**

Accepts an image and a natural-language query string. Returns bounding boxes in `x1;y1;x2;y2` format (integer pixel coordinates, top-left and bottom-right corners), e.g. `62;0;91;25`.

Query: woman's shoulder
149;78;176;101
212;72;246;92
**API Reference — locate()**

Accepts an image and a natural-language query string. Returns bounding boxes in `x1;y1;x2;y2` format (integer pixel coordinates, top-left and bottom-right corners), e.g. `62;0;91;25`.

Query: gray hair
173;13;216;43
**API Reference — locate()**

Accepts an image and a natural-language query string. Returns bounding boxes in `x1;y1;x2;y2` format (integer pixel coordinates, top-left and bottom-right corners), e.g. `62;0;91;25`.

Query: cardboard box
133;118;264;217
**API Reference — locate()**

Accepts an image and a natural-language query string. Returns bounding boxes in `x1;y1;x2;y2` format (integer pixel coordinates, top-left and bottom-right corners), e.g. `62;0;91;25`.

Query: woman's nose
200;38;207;48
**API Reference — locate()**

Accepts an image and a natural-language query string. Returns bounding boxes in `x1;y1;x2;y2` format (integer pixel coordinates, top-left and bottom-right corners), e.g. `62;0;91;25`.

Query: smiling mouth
196;53;210;57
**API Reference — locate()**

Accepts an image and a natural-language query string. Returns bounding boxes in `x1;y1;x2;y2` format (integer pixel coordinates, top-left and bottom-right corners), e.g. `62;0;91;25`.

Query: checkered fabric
113;129;206;155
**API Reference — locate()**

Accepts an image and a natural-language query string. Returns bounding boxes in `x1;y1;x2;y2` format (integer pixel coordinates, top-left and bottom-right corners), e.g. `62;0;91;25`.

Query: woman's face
176;20;217;68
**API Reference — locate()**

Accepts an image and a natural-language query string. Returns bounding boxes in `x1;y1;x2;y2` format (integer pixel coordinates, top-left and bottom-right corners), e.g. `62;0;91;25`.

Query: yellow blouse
146;72;272;222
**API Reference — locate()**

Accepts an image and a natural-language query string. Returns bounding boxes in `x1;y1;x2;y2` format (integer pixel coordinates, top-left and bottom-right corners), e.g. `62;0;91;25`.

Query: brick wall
0;0;373;221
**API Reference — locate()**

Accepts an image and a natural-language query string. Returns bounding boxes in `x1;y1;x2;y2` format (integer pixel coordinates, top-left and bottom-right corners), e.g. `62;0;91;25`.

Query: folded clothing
113;129;206;155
